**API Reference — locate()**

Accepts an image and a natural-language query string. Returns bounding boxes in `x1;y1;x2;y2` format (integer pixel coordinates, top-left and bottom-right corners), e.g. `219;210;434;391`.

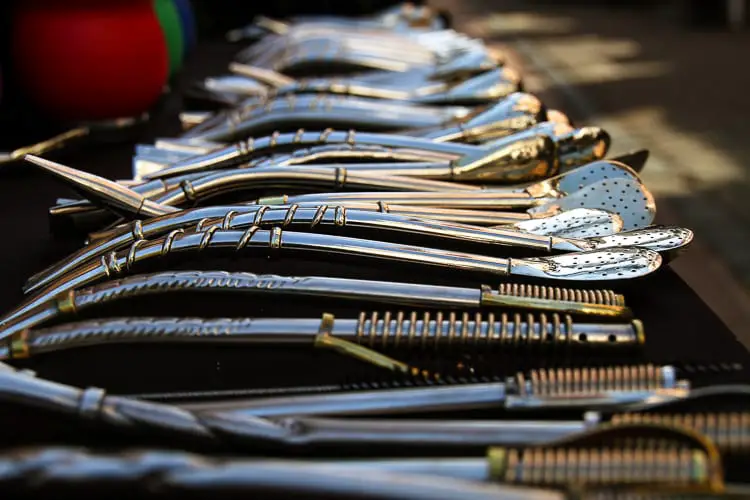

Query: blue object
173;0;197;54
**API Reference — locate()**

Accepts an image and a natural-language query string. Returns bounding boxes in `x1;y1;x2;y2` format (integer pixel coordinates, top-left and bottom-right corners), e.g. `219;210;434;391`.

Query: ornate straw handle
3;310;641;360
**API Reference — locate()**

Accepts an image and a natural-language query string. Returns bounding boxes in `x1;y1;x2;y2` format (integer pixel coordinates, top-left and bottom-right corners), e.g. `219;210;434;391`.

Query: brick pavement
432;0;750;345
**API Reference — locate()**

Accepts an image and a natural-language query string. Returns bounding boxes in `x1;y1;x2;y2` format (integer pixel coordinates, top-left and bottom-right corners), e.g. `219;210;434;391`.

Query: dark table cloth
0;41;748;405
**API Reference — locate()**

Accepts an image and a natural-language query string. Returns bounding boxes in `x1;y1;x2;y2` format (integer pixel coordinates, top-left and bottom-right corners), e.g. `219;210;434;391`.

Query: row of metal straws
1;3;744;498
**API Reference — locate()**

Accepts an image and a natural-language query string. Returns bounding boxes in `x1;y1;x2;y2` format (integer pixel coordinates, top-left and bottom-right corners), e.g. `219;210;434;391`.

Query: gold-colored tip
486;447;508;482
632;319;646;345
8;330;30;360
313;313;433;378
481;291;633;319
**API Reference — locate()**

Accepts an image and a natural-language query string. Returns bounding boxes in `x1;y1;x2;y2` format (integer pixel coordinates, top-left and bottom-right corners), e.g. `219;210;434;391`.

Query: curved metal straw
0;226;662;333
183;94;473;144
0;360;687;428
220;66;522;105
27;206;623;294
0;447;560;500
25;156;484;219
183;91;545;145
34;157;649;231
17;272;632;336
148;94;546;179
2;310;644;360
254;160;656;231
66;128;564;220
27;202;636;295
41;156;636;238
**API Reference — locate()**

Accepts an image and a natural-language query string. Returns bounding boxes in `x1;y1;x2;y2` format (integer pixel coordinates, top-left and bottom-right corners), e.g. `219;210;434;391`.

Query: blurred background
0;0;748;341
425;0;750;342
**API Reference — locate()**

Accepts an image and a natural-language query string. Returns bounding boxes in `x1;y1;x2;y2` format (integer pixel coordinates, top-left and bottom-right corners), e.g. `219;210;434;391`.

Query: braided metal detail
161;229;186;256
236;137;255;156
319;128;334;142
293;128;305;143
236;226;261;251
73;271;312;309
269;130;280;147
131;220;144;241
28;318;259;349
179;180;197;203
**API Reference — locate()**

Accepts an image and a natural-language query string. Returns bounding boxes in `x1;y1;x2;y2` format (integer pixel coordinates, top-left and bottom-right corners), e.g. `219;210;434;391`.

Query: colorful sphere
12;0;169;121
153;0;185;77
173;0;197;54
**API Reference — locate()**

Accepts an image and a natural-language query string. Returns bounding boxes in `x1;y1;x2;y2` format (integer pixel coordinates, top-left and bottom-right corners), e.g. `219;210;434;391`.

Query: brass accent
315;313;431;377
314;331;412;374
490;446;710;487
481;284;631;319
633;319;646;345
10;330;30;359
179;180;197;203
55;290;77;315
256;195;288;205
199;226;220;250
334;206;346;227
318;313;335;336
269;227;283;250
487;447;507;483
126;239;147;270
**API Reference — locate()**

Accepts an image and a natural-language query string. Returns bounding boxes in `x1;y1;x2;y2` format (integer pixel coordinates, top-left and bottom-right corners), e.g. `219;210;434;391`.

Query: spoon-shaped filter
513;247;662;281
0;231;662;336
20;206;625;297
565;226;693;260
271;161;655;231
511;208;624;239
529;177;655;231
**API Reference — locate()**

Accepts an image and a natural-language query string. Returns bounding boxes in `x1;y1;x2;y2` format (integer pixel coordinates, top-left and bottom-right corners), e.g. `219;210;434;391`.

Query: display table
0;40;747;398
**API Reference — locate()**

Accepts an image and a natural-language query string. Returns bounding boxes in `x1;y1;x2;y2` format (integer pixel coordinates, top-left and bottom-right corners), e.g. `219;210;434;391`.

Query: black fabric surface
0;41;748;398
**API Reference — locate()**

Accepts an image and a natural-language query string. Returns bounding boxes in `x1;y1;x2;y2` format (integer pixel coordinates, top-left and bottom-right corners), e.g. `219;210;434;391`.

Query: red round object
12;0;169;121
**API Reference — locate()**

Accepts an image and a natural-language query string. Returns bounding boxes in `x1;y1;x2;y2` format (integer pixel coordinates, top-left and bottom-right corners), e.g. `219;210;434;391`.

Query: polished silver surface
12;272;625;329
189;95;473;143
40;162;483;221
417;92;544;143
528;178;655;231
23;155;177;219
236;28;496;77
228;5;451;41
150;92;547;180
25;206;624;295
142;129;477;180
5;311;641;360
575;226;694;258
262;160;655;230
509;247;661;281
237;67;522;106
152;167;482;211
510;208;624;238
180;364;683;417
0;227;661;335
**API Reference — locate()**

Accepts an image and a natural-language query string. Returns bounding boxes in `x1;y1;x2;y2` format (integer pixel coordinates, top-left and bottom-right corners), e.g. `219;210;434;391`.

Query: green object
154;0;184;77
